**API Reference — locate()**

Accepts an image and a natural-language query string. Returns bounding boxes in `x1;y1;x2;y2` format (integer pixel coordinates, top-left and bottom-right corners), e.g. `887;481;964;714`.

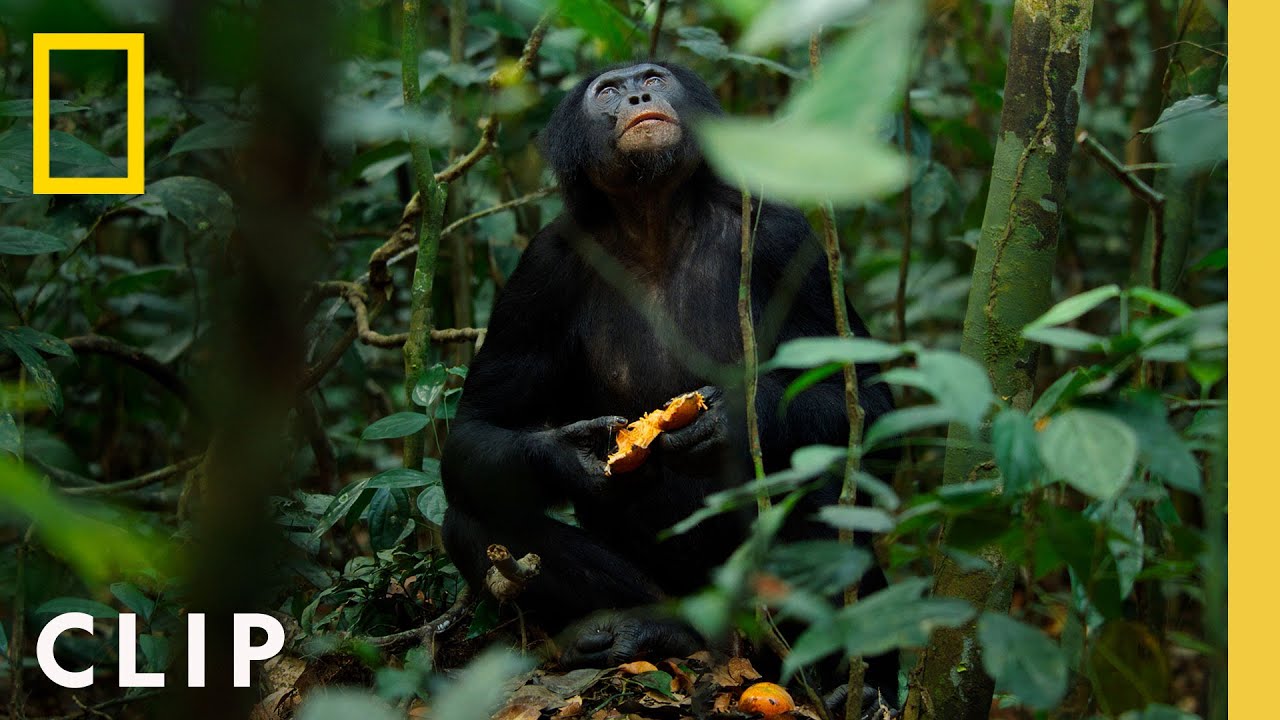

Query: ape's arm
442;233;622;515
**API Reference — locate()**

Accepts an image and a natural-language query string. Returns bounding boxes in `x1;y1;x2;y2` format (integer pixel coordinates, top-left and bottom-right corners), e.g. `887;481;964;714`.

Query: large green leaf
35;597;119;618
362;412;430;440
698;119;907;205
783;577;972;679
764;336;904;370
556;0;636;60
741;0;872;51
978;612;1068;710
1024;285;1120;331
1039;409;1138;501
140;176;235;240
0;228;70;255
1146;95;1227;177
991;409;1042;494
169;120;251;156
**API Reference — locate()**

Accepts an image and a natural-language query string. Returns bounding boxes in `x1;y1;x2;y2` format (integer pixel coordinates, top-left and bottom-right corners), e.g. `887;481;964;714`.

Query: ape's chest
575;263;741;415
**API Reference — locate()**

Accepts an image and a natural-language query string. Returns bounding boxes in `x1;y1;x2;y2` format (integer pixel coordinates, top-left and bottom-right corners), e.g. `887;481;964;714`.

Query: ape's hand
658;385;728;470
543;415;627;490
558;611;703;669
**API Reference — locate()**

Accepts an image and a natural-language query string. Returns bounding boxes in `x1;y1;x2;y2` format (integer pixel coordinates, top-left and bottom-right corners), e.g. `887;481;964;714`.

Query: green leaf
631;670;675;697
367;488;413;552
1022;326;1107;352
36;597;119;618
816;505;895;533
427;648;536;720
1039;409;1138;501
978;612;1068;710
0;330;62;414
1128;287;1192;317
781;0;923;133
698;118;908;206
1103;394;1201;494
416;484;447;526
138;176;235;240
1029;368;1088;419
1147;95;1227;176
741;0;872;51
412;363;449;408
312;478;372;537
783;577;972;679
766;540;871;595
49;131;117;173
366;467;435;489
556;0;636;60
362;412;430;440
991;409;1042;494
764;336;905;370
169;120;251;156
1025;285;1121;331
297;691;400;720
110;582;156;621
0;228;70;255
0;99;88;116
913;350;994;432
10;327;72;357
864;404;952;449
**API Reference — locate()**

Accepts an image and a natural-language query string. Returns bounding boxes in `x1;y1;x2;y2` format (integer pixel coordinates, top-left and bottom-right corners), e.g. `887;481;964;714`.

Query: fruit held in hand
606;391;707;474
737;682;795;716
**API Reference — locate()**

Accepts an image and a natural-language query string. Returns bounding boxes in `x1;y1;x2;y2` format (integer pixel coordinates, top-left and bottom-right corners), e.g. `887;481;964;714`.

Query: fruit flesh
605;391;707;474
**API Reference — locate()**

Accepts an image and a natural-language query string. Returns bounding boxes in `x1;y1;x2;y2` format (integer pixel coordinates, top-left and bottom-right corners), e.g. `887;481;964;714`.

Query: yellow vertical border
1232;1;1257;717
31;33;145;195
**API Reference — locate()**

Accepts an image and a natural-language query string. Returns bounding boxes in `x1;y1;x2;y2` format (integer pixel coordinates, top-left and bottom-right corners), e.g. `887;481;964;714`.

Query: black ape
441;62;896;695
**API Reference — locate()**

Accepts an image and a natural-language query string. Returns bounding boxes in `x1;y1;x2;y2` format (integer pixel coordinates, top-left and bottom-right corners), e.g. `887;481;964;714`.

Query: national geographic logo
32;33;144;195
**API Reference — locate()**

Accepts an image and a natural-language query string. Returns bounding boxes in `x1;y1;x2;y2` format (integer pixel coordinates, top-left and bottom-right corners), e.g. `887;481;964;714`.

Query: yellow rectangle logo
32;33;145;195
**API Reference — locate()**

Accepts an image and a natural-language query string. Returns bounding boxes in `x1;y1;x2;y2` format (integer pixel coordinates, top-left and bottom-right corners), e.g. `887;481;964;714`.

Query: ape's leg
443;506;662;627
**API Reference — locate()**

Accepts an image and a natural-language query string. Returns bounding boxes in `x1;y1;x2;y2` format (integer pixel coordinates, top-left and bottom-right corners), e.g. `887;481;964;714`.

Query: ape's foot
558;611;702;668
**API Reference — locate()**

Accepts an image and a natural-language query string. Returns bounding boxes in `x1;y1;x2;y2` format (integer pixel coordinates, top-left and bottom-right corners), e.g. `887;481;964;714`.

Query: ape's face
582;63;686;154
578;63;700;186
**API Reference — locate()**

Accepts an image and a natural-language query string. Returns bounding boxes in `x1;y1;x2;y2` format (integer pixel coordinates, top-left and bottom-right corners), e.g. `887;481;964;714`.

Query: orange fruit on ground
737;682;795;716
606;391;706;474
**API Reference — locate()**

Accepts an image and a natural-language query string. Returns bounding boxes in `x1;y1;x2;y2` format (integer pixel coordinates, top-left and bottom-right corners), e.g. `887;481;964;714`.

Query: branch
364;588;474;651
63;457;201;497
649;0;670;57
1076;130;1167;288
737;189;768;508
64;335;192;407
813;32;867;720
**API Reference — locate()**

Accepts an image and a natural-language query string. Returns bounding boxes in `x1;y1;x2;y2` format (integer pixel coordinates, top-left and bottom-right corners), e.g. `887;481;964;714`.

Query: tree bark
902;2;1094;719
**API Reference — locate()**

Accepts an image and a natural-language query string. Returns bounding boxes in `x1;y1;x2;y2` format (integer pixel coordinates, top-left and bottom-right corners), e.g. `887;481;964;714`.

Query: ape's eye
596;85;618;98
643;75;665;87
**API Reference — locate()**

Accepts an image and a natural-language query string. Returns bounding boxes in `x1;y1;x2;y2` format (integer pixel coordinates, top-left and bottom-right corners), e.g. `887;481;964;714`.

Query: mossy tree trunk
902;2;1094;719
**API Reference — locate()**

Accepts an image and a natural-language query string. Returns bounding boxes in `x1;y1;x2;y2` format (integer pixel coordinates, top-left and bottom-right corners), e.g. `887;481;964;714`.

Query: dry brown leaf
492;703;543;720
617;660;660;676
554;695;585;718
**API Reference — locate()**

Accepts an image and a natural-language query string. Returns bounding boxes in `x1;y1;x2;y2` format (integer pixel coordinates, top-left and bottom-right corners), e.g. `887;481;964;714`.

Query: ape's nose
626;92;652;106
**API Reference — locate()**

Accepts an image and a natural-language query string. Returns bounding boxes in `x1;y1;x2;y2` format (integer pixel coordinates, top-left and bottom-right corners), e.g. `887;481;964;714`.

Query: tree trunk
1135;0;1224;292
902;2;1094;719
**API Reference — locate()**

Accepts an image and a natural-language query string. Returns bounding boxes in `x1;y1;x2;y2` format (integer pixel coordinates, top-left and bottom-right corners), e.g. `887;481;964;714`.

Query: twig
439;187;554;238
364;588;474;650
8;527;32;720
63;457;201;497
737;189;768;508
649;0;670;57
2;689;163;720
296;396;336;489
64;335;192;407
1076;130;1167;288
813;32;867;720
298;321;359;392
896;91;913;343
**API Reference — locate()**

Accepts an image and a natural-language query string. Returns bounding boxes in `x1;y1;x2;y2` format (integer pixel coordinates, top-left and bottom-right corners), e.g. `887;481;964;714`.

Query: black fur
441;62;898;698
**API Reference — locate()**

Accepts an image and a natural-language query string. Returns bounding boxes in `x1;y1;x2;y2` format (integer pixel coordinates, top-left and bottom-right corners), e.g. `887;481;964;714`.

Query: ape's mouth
624;111;677;131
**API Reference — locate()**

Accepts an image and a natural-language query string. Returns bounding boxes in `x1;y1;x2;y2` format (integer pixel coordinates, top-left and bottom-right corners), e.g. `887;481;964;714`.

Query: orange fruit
606;391;706;474
737;682;795;716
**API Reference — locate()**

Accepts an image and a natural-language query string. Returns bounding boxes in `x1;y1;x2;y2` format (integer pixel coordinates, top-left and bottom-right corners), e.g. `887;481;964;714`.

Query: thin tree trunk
1135;0;1224;292
902;3;1094;719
